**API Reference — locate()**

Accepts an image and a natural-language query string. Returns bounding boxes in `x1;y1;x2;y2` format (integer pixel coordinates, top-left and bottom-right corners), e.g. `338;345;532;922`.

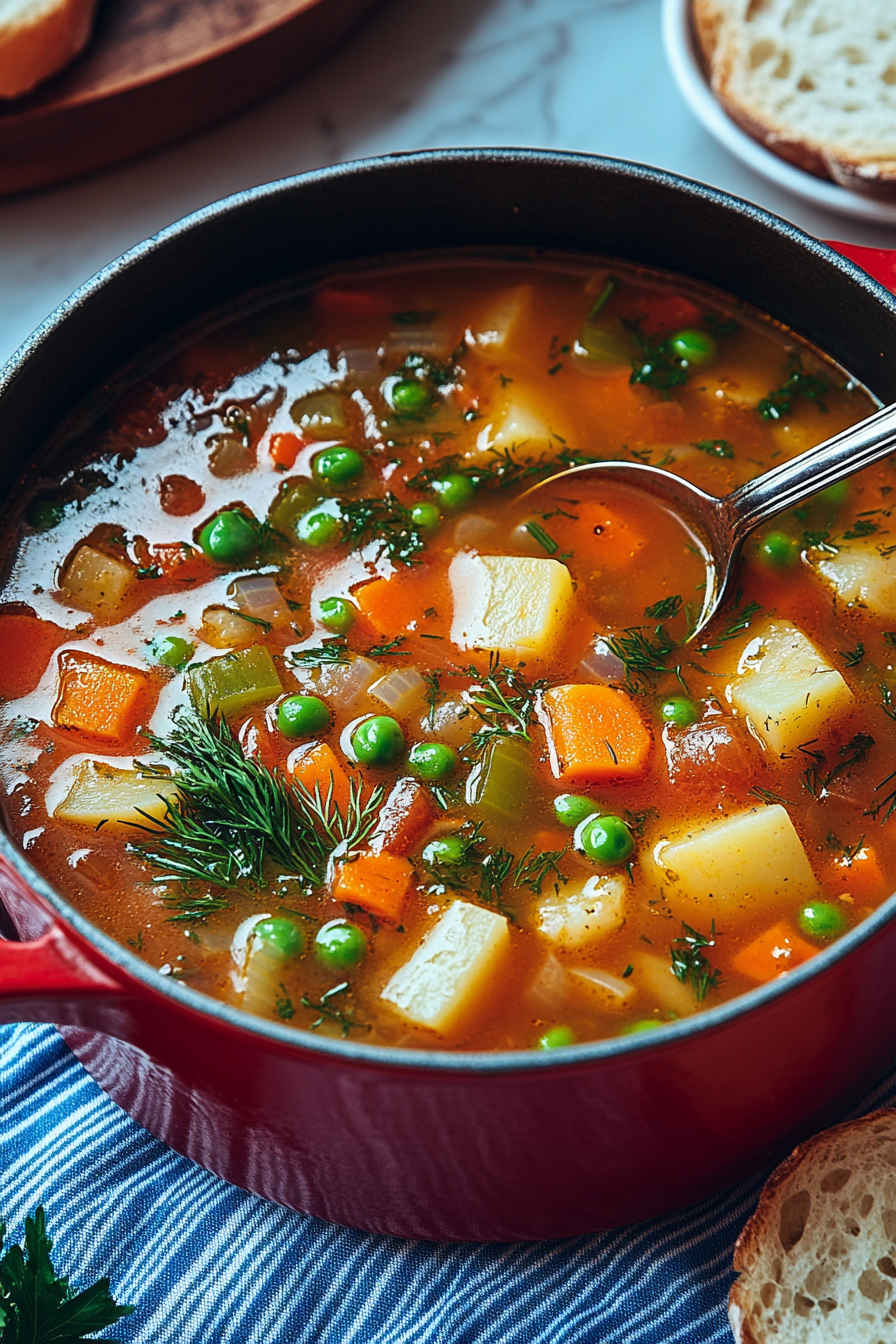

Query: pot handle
826;241;896;296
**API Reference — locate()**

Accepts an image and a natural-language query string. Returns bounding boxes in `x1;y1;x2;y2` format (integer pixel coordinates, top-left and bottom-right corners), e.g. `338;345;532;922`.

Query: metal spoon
521;401;896;639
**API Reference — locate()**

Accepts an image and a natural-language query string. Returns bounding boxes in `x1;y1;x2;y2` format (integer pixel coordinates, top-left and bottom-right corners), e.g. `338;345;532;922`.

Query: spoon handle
725;402;896;544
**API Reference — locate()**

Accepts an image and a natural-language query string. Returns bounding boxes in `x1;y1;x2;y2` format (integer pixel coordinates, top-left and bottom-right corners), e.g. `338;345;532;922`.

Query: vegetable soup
0;252;889;1051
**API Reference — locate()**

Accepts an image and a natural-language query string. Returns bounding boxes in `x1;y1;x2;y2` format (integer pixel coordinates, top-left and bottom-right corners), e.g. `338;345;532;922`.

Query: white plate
662;0;896;225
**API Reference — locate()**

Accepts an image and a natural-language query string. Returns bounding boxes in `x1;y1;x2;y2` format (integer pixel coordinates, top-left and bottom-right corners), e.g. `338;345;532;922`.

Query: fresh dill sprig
643;595;682;620
867;768;896;824
406;445;601;496
604;625;677;691
670;921;721;1001
758;366;829;420
290;638;349;666
340;493;426;565
368;635;410;657
842;519;880;540
693;438;735;459
697;600;762;652
275;984;296;1020
586;277;616;319
511;845;567;894
129;708;383;892
838;641;866;668
0;1206;134;1343
422;669;444;729
802;529;839;554
749;785;792;806
798;732;874;797
300;982;368;1037
524;521;559;555
623;318;690;396
464;654;545;751
163;892;231;924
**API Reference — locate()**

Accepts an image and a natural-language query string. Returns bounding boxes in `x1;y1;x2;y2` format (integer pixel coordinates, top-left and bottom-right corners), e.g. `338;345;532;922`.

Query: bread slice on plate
693;0;896;200
729;1108;896;1342
0;0;100;100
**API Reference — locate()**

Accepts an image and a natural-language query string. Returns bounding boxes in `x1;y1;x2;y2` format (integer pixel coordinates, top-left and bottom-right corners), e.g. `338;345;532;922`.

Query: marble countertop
2;0;895;366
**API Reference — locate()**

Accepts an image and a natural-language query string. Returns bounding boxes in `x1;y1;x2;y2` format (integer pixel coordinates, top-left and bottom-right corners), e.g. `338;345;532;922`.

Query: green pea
277;694;331;738
149;634;195;669
198;509;258;563
758;531;800;569
315;919;367;970
254;917;303;959
660;697;699;727
619;1019;663;1036
295;505;341;548
553;794;599;828
318;596;354;634
408;742;458;781
26;498;65;531
422;834;467;867
577;814;634;866
668;328;716;365
390;378;432;414
410;502;441;531
312;446;365;486
797;901;848;941
812;480;850;510
351;715;405;765
538;1026;576;1049
430;473;475;510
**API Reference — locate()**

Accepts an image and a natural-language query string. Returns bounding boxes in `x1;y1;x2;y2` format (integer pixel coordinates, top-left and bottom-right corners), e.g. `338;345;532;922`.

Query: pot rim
4;146;895;1075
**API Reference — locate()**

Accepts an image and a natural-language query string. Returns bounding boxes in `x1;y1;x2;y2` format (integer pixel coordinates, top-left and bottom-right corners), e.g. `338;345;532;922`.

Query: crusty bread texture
0;0;100;99
729;1108;896;1343
693;0;896;199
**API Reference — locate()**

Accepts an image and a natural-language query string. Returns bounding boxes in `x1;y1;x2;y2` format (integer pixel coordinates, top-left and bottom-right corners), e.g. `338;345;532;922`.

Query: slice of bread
729;1108;896;1343
0;0;100;100
693;0;896;199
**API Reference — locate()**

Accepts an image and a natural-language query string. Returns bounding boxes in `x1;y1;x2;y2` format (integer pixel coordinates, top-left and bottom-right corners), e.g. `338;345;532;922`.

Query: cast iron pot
1;150;896;1242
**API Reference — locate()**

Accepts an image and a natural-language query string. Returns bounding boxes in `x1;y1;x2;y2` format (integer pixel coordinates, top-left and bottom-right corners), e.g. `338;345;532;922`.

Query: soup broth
0;252;889;1052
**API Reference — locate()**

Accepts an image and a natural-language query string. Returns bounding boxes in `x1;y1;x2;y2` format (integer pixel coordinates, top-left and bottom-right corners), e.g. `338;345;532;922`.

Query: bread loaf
693;0;896;200
0;0;100;100
729;1108;896;1342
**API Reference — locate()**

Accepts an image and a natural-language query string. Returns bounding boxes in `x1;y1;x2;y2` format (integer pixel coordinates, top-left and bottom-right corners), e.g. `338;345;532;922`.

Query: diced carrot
370;777;436;856
269;432;303;471
0;615;70;698
288;742;352;813
829;846;887;901
333;850;414;922
53;652;149;744
732;921;817;984
354;565;449;637
543;684;651;784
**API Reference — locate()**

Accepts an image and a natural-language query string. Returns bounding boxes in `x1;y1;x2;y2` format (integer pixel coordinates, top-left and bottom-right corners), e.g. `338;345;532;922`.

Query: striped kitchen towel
2;1022;895;1343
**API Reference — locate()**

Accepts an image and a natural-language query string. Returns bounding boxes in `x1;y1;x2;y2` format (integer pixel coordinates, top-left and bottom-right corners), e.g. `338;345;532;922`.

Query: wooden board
0;0;380;198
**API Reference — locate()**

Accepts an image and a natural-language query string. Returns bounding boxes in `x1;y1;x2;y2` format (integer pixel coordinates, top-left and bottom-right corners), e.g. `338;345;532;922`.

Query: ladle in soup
522;401;896;638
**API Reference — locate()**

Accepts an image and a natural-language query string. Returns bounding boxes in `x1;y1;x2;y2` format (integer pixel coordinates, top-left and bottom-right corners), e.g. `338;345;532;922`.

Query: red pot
2;151;896;1242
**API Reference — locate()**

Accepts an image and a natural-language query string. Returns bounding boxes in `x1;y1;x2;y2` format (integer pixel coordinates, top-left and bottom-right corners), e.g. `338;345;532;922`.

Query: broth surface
0;252;890;1051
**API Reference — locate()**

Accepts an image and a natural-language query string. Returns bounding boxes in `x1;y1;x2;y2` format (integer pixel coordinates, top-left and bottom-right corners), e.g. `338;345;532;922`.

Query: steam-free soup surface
0;253;890;1051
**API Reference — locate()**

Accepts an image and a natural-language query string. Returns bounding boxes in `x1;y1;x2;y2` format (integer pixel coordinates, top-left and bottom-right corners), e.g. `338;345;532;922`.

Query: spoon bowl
522;401;896;638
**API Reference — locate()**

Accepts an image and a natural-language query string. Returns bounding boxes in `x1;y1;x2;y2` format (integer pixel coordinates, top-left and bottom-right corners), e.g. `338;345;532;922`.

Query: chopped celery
188;645;283;716
268;478;322;533
465;738;533;822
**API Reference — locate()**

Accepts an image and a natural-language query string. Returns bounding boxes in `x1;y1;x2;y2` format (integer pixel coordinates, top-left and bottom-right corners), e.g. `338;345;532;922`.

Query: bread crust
692;0;896;202
0;0;100;100
729;1107;896;1343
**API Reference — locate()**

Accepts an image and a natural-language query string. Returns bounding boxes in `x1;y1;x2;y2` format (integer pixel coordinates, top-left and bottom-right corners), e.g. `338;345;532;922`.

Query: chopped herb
622;964;634;979
340;494;426;565
301;982;367;1037
290;638;349;666
758;366;829;420
407;445;602;496
842;519;880;540
802;529;839;554
605;625;677;691
0;1205;134;1342
135;565;162;580
498;374;514;387
868;767;896;824
227;608;272;632
825;732;875;786
623;318;690;396
749;785;792;806
622;807;658;838
698;600;762;652
524;521;559;555
162;892;231;924
547;363;563;376
275;984;295;1020
838;641;866;668
670;921;721;1001
464;654;545;751
693;438;735;459
368;635;410;657
125;929;144;950
586;277;616;319
643;595;682;620
422;669;444;729
8;716;38;741
826;832;867;864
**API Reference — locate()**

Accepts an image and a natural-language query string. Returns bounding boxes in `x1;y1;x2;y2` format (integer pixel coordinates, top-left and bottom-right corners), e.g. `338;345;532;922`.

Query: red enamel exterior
2;153;896;1241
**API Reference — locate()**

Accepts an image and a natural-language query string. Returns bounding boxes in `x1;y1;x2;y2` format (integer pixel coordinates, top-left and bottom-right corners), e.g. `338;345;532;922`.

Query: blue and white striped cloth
2;1023;895;1343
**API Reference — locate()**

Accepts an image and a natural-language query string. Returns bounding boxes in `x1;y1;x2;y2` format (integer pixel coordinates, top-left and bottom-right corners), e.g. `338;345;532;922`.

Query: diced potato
627;953;698;1018
537;874;627;949
815;540;896;620
475;398;555;457
60;544;133;616
449;552;574;657
381;899;510;1033
729;619;852;756
54;652;149;744
188;645;282;716
202;606;259;649
54;759;178;830
653;804;817;919
470;286;532;351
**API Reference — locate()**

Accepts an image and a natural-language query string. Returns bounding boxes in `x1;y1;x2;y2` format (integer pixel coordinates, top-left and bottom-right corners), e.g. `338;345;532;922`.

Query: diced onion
230;575;290;625
568;965;635;1007
453;514;498;548
202;606;259;649
578;638;626;684
369;667;425;714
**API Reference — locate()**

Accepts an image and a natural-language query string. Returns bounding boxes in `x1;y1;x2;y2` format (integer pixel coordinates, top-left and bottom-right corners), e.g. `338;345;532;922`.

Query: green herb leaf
524;521;559;555
290;638;350;666
670;921;721;1000
758;365;829;420
693;438;735;459
643;595;682;620
464;654;546;751
838;641;866;668
340;494;426;565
